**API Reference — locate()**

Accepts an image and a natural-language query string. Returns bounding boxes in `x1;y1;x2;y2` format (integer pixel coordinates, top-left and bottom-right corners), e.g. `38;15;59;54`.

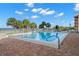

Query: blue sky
0;3;79;28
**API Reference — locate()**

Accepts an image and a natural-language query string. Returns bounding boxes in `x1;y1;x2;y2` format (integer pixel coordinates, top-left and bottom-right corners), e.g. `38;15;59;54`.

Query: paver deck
0;33;79;56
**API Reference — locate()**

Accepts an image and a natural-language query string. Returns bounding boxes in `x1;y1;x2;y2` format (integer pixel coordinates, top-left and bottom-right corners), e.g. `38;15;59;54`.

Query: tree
16;20;24;29
39;21;46;29
55;25;59;31
39;24;44;29
46;23;51;28
42;21;46;28
30;22;37;29
23;19;30;29
7;18;17;28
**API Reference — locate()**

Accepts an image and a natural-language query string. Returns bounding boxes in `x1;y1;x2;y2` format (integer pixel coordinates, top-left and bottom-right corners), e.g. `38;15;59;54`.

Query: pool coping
13;32;69;49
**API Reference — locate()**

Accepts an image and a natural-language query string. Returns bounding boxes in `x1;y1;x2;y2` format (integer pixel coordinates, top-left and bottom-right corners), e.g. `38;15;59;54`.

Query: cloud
24;9;29;11
32;8;43;13
15;10;23;15
26;3;34;7
74;3;79;11
58;12;64;16
32;9;38;13
54;12;64;17
40;9;55;15
31;15;39;19
32;8;55;15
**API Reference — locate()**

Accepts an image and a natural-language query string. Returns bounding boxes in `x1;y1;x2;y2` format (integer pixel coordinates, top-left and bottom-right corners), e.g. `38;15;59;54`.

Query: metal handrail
46;33;60;49
46;33;59;41
46;35;57;41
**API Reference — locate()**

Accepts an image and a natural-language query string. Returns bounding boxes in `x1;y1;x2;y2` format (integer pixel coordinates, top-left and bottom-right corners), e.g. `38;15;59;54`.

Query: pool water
15;32;68;48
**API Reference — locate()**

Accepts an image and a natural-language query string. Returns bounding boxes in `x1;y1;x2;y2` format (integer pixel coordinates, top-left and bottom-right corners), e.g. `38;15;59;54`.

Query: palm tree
23;19;30;29
30;22;37;30
7;18;17;28
16;20;23;29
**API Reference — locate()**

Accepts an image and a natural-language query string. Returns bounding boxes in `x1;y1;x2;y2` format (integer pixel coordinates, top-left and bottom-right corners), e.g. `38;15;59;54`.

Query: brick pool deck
0;32;79;56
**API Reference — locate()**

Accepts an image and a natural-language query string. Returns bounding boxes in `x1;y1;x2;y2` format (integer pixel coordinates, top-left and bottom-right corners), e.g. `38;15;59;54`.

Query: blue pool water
16;32;68;48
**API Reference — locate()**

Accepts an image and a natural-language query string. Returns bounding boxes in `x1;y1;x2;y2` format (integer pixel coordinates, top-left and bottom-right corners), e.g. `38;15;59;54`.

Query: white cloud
40;10;55;15
54;12;64;17
15;10;23;15
58;12;64;16
26;3;34;7
37;8;43;11
32;8;42;13
39;9;47;15
31;15;39;19
46;11;55;15
32;8;55;15
32;9;38;13
74;3;79;11
24;9;29;11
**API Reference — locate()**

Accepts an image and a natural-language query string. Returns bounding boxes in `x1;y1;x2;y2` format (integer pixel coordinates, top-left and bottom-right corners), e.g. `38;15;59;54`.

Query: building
74;15;79;31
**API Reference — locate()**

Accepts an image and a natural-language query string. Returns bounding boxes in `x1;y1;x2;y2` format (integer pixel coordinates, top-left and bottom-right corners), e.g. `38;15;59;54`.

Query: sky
0;3;79;28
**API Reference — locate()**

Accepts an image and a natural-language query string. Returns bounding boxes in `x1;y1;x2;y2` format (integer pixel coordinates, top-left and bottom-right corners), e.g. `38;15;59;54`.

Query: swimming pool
15;32;68;48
